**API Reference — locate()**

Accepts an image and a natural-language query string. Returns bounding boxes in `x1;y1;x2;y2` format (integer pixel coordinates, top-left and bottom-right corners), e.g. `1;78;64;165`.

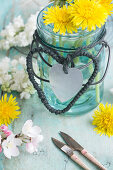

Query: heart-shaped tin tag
49;64;83;102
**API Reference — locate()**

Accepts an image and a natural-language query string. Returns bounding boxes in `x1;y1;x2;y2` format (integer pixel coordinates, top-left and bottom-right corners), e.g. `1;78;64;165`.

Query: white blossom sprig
0;56;40;99
0;13;38;50
0;120;43;159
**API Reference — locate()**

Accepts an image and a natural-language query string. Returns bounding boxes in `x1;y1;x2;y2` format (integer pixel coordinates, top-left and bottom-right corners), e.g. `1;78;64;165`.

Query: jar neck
37;3;106;52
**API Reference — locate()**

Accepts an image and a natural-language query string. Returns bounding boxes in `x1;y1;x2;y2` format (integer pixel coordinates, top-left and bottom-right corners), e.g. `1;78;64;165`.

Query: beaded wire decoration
26;28;110;114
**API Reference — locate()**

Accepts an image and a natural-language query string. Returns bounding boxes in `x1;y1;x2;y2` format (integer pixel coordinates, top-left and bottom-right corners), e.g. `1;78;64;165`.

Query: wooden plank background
0;0;113;169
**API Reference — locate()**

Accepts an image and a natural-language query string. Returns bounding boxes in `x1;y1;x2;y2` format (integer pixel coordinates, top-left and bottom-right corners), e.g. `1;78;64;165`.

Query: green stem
40;68;44;90
73;57;79;65
48;35;56;65
6;49;10;56
59;36;62;47
93;51;100;103
59;36;63;56
1;90;3;98
52;0;67;7
95;72;100;103
48;55;52;65
73;39;83;65
89;59;93;74
87;39;93;74
87;38;100;103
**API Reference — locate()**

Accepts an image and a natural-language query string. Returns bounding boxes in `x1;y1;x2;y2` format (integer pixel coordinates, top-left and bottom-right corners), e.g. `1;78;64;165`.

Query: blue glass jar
36;3;106;116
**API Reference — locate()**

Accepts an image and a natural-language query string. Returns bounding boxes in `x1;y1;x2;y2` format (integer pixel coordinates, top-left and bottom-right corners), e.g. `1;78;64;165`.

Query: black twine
26;29;110;114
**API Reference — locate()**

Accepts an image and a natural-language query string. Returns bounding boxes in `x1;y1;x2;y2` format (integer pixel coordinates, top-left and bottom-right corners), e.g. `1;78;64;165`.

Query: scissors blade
51;138;74;157
60;132;106;170
52;137;90;170
60;132;84;152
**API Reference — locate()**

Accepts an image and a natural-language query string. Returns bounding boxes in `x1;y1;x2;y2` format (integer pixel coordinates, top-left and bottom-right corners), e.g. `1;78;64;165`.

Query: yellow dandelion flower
97;0;113;15
0;94;21;126
43;5;77;35
92;103;113;137
69;0;108;31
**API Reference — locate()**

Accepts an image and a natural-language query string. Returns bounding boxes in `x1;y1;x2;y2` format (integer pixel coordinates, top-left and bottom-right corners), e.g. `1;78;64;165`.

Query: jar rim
37;2;105;39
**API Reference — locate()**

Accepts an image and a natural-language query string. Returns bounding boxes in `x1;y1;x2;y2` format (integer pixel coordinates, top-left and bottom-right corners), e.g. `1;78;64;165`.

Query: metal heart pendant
49;64;83;102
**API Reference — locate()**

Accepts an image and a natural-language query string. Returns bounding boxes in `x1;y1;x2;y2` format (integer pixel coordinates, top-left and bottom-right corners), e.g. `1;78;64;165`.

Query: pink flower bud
1;125;8;131
4;130;12;137
0;145;2;153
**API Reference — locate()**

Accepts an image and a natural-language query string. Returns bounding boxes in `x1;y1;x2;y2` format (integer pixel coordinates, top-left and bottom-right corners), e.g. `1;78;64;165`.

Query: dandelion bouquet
45;0;113;35
39;0;113;111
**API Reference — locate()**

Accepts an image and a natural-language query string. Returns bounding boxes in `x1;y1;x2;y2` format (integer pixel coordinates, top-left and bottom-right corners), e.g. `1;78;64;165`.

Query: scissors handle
81;149;106;170
71;154;90;170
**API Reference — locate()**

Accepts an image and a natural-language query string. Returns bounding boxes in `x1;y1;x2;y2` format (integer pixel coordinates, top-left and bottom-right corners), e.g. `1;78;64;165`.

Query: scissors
52;132;106;170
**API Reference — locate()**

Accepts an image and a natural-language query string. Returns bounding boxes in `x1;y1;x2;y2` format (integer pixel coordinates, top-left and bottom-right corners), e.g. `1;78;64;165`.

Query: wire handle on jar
26;30;110;114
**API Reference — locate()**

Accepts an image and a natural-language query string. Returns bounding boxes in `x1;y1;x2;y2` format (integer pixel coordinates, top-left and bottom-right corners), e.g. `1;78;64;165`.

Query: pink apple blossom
4;130;12;137
1;125;8;131
26;135;43;153
0;120;43;159
22;120;42;138
22;120;43;154
2;134;22;159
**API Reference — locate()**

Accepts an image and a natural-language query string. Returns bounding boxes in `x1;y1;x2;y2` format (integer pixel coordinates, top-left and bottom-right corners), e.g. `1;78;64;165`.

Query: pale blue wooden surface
0;1;113;170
